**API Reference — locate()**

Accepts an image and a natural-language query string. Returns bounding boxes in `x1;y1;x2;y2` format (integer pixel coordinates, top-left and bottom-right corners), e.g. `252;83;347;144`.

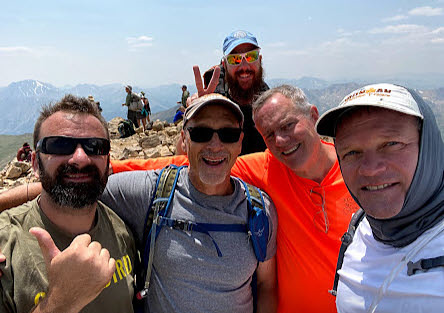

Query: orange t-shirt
110;145;359;313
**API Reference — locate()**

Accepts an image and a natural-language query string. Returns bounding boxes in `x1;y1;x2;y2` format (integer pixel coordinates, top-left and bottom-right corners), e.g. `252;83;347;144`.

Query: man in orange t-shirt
0;85;357;312
110;85;359;312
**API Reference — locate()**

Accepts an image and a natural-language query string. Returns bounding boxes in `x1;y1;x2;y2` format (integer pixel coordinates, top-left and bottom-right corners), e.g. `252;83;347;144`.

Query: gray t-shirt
101;167;277;313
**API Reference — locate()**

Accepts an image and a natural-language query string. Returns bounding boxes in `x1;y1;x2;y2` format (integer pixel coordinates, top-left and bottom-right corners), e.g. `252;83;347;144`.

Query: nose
68;144;92;167
358;152;386;177
274;130;290;148
206;132;224;150
237;56;251;70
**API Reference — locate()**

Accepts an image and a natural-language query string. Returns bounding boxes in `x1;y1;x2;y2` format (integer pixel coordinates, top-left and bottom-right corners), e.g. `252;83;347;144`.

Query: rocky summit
0;118;182;193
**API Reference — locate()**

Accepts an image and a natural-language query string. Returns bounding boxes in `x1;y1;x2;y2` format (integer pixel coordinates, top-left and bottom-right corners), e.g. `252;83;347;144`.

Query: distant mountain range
0;78;443;135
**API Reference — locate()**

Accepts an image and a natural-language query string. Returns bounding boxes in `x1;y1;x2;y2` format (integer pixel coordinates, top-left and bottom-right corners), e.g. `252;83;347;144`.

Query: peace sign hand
186;65;221;107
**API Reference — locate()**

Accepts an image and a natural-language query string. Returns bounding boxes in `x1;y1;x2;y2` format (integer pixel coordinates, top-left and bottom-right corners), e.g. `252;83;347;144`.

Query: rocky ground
0;117;182;193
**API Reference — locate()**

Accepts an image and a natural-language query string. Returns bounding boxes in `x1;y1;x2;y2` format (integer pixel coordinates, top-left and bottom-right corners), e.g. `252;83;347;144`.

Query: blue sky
1;0;443;87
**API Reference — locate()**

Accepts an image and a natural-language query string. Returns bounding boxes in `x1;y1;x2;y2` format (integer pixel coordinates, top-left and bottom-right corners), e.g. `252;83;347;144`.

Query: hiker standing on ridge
177;85;190;109
316;83;444;312
122;85;142;128
139;91;151;131
0;95;136;312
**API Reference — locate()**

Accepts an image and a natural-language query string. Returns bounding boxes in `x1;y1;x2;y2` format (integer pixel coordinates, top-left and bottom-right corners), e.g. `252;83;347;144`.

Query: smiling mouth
64;173;93;182
362;183;396;191
202;157;226;166
282;144;301;156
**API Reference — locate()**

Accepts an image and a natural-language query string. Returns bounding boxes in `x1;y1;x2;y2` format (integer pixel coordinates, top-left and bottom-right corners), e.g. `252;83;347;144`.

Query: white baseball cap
316;83;423;137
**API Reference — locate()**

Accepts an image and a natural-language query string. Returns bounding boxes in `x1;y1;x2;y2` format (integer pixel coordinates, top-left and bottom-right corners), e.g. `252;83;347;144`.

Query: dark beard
38;156;109;209
225;63;264;105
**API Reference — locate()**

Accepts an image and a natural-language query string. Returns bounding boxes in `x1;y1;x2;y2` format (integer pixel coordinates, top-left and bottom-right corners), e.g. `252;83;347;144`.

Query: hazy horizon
1;1;444;88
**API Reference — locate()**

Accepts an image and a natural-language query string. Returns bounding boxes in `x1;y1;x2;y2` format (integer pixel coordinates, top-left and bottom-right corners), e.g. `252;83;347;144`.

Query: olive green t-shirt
0;197;136;313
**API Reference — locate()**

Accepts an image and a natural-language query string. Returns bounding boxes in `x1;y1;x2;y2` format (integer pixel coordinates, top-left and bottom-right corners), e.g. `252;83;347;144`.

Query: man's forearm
0;182;41;212
256;257;277;313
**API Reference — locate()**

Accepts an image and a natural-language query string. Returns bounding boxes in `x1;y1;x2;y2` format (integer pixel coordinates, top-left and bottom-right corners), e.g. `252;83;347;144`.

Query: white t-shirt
337;217;444;313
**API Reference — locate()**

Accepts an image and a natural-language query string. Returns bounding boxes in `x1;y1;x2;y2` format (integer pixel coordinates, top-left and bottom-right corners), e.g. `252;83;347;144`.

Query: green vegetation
0;134;33;170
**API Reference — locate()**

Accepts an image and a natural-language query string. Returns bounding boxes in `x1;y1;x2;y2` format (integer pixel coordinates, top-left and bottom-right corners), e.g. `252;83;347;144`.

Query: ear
310;105;319;123
32;151;40;179
180;129;188;154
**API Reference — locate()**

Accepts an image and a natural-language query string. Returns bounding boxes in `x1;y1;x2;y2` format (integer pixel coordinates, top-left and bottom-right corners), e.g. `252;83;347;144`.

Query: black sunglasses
186;127;242;143
36;136;110;155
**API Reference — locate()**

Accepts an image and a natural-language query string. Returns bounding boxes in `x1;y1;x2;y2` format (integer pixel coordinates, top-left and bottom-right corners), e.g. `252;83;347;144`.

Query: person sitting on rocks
16;142;32;162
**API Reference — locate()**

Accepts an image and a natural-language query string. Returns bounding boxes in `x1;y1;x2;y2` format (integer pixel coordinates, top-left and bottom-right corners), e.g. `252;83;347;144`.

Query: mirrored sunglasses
225;49;260;66
36;136;110;155
186;127;242;143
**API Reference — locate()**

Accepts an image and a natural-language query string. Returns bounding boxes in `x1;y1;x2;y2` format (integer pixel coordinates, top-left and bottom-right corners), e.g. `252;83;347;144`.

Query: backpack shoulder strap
329;208;366;296
136;165;184;300
239;179;269;262
245;182;265;211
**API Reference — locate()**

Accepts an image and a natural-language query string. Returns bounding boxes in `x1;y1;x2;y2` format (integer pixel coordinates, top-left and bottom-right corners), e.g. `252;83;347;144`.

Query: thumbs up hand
29;227;115;313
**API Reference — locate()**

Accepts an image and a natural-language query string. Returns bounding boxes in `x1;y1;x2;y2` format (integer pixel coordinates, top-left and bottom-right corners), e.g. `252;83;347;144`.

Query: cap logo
343;87;392;104
233;31;247;39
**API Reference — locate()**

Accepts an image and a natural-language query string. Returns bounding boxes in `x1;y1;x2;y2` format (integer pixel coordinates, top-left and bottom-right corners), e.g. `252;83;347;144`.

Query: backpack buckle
173;219;194;232
407;259;423;276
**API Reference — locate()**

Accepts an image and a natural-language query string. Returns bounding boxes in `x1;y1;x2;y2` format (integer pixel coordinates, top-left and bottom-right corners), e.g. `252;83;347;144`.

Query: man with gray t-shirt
101;93;277;313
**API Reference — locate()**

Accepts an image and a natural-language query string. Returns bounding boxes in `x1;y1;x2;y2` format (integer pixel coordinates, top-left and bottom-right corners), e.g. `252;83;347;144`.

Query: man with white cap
316;83;444;312
103;93;277;313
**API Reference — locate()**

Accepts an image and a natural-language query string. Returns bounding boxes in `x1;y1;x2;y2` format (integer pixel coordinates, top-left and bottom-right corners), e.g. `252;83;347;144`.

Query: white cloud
369;24;428;34
337;29;361;37
431;27;444;35
408;6;443;16
126;35;154;50
0;46;33;54
431;38;444;43
383;15;408;22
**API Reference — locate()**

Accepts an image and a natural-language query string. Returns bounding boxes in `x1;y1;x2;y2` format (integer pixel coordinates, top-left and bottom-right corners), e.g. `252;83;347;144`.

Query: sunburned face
181;104;243;196
254;93;321;176
335;108;420;219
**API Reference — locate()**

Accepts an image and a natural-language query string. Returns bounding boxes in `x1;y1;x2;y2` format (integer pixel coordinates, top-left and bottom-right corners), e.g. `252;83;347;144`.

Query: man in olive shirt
0;95;136;313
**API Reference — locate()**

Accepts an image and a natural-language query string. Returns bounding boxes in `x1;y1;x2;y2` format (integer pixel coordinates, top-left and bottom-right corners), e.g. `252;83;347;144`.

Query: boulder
140;135;161;149
152;120;164;131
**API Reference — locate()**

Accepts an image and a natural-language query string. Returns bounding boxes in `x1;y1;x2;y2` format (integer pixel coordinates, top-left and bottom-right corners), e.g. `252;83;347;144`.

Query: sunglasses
186;127;242;143
225;49;260;66
36;136;110;156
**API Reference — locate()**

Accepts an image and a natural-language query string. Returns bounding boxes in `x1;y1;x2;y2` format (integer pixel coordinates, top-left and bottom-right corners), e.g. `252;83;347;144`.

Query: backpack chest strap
158;216;248;257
